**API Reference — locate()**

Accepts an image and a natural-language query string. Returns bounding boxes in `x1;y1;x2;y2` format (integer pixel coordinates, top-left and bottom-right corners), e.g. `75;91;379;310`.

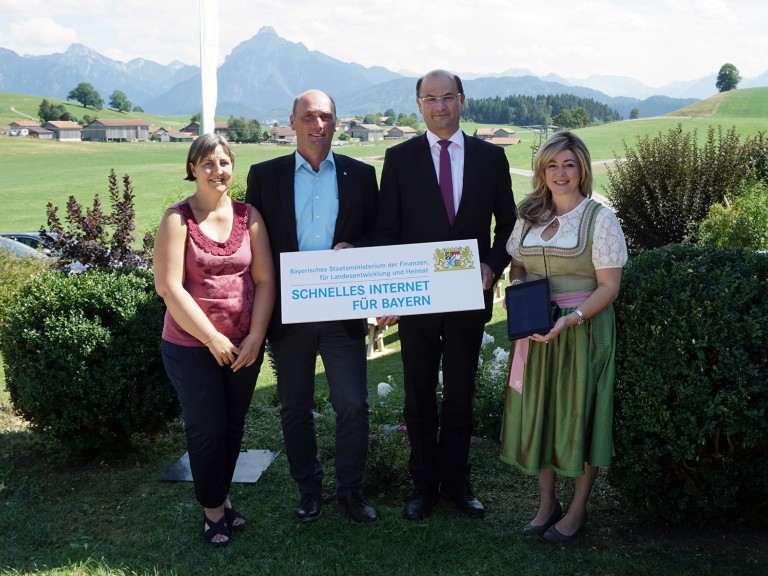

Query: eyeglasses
418;93;462;105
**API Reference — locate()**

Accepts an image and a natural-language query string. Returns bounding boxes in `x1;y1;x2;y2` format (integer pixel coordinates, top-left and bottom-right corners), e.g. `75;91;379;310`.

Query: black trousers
269;321;369;497
398;311;486;489
162;340;263;508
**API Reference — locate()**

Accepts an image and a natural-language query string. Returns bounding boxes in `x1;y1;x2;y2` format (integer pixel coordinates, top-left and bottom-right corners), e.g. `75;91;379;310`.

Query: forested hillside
464;94;621;125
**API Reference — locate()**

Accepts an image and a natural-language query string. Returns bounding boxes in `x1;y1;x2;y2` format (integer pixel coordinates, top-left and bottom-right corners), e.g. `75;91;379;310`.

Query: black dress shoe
522;501;563;536
296;492;322;523
338;493;379;525
403;487;439;521
440;484;485;518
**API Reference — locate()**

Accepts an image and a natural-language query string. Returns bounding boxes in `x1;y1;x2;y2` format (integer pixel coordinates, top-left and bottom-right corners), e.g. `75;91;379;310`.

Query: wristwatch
574;309;586;325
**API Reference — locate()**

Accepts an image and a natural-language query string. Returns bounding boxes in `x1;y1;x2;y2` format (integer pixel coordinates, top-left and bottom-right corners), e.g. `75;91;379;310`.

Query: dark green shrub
607;124;751;252
1;269;178;457
744;131;768;183
366;422;410;501
0;251;49;339
697;181;768;250
610;244;768;523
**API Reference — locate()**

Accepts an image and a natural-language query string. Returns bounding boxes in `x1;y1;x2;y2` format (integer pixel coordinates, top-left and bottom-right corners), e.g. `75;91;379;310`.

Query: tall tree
716;63;741;92
38;99;73;122
66;82;104;109
554;107;590;129
226;116;262;143
108;90;132;113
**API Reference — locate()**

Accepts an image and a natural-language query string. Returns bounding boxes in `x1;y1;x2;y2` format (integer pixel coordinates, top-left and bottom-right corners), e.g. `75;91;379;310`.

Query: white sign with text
280;240;484;323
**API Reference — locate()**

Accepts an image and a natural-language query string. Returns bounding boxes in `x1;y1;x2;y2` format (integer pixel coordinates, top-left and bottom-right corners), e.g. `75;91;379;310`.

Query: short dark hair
184;133;235;181
416;70;464;97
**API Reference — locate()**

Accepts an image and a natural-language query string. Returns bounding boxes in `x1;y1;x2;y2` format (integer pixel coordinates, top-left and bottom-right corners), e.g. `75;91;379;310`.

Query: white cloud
0;0;766;86
8;17;78;52
696;0;733;19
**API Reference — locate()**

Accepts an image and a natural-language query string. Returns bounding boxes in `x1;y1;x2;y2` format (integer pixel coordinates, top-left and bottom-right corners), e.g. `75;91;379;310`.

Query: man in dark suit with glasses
374;69;517;521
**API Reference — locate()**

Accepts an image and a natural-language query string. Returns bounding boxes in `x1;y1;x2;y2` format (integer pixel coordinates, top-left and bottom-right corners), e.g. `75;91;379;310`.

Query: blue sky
0;0;765;87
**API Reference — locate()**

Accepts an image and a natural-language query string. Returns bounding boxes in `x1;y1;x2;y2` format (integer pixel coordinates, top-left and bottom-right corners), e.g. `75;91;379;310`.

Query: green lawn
3;88;767;235
2;304;765;575
709;86;768;118
2;88;768;574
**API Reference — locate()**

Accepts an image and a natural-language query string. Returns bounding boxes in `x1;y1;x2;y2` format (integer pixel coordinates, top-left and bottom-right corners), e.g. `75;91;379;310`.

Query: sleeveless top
162;199;255;347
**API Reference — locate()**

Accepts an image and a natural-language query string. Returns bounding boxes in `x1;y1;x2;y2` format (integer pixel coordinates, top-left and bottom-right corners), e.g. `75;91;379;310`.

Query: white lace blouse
506;198;628;269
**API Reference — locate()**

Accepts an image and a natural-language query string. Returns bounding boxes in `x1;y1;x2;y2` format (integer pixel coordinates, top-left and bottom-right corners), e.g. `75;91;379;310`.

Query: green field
2;88;768;575
0;91;193;131
1;88;767;235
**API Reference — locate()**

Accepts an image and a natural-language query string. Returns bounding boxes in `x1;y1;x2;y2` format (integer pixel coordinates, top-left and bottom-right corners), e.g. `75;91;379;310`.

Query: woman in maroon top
154;134;275;547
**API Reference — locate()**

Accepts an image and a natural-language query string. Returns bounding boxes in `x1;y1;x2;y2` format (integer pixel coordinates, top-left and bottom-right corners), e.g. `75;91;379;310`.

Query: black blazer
374;132;517;321
245;152;379;340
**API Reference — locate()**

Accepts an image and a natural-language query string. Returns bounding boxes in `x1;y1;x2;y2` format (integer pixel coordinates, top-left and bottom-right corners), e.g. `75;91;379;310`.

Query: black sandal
224;506;246;532
203;513;230;547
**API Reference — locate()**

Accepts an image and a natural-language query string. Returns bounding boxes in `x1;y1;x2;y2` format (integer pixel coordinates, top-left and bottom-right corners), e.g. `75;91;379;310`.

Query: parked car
0;232;57;256
0;233;88;272
0;236;49;260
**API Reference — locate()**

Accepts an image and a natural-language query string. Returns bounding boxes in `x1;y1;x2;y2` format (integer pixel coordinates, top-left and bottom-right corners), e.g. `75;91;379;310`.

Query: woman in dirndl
500;131;628;543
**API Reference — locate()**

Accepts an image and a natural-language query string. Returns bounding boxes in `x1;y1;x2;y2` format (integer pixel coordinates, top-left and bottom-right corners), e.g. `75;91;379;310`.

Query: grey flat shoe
542;513;587;543
522;501;563;536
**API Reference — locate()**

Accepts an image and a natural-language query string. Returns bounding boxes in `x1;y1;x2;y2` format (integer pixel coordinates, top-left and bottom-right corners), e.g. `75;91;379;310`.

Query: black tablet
505;278;553;340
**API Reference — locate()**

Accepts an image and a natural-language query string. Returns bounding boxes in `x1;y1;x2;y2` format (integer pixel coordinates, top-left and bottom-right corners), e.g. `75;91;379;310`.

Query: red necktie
438;140;455;225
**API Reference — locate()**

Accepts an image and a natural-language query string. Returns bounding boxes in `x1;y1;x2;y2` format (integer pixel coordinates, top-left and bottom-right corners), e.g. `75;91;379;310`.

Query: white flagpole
199;0;219;135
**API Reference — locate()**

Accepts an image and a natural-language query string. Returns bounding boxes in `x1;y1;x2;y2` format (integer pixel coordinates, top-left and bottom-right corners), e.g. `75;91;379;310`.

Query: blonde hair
517;131;592;226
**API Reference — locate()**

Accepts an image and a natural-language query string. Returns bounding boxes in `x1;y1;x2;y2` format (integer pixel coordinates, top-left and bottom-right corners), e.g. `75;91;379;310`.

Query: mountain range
2;26;766;121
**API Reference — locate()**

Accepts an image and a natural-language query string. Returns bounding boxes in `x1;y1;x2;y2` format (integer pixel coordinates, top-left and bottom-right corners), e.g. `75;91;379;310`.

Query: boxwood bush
1;269;178;457
610;244;768;523
0;250;50;338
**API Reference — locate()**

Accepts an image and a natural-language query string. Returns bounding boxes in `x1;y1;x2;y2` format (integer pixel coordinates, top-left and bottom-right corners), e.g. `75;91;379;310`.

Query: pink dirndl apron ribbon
507;289;594;394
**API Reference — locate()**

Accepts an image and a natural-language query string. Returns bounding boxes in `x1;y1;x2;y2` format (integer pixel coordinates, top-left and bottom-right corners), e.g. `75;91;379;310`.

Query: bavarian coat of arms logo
433;245;475;272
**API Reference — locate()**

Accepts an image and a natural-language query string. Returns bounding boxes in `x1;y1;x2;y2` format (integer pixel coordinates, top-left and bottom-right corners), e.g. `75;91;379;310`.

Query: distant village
5;117;520;147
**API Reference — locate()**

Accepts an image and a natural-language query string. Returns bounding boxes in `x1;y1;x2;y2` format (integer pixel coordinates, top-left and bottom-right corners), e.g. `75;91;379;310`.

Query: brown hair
184;133;235;181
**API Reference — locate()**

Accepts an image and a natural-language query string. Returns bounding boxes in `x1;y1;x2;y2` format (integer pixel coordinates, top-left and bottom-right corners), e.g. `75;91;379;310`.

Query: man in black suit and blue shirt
375;70;516;521
245;89;379;525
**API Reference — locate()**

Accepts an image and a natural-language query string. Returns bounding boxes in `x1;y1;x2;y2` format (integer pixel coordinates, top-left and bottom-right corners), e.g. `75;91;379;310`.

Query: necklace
541;217;560;241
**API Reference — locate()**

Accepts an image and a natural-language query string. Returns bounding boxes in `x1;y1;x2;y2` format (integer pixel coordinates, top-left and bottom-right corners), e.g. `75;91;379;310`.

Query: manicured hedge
1;269;178;456
610;244;768;523
0;250;50;338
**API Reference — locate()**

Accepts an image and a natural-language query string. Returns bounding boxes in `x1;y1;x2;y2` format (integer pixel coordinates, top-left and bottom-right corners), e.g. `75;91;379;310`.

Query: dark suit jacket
374;132;516;322
245;152;379;340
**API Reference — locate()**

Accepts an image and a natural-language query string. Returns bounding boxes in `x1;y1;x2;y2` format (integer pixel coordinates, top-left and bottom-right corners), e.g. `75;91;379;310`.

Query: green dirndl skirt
500;305;617;477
